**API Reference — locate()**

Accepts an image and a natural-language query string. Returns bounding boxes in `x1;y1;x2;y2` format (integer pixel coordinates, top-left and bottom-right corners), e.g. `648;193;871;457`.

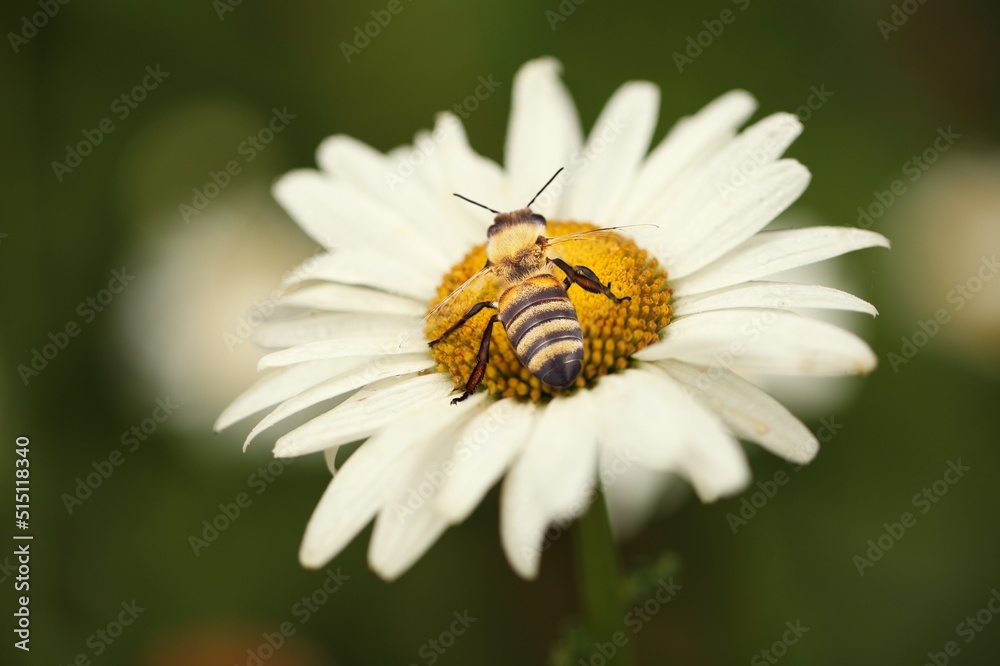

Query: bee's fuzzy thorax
486;210;548;284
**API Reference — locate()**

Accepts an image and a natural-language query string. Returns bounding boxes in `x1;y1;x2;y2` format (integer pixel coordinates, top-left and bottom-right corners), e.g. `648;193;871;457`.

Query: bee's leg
428;301;497;347
452;314;500;405
550;257;630;303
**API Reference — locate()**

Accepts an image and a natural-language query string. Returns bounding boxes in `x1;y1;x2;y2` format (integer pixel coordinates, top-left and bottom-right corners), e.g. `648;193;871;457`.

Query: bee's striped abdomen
499;274;584;389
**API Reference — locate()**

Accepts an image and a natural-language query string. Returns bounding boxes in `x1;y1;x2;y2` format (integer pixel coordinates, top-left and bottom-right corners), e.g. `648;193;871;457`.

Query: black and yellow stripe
499;274;584;389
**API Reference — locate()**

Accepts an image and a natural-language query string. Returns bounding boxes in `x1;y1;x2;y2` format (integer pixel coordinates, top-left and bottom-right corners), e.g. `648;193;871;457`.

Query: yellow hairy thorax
425;221;672;403
486;218;547;285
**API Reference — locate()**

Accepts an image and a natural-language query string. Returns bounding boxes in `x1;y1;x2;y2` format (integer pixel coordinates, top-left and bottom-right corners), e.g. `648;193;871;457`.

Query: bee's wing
398;264;496;347
426;264;497;322
543;224;659;249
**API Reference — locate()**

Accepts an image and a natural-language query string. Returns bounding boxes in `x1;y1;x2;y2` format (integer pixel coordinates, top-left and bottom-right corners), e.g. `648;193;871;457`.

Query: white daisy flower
217;57;888;580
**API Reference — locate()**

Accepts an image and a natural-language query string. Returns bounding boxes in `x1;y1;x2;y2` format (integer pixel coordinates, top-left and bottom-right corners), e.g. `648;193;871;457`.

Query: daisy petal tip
693;472;750;504
848;296;880;318
509;554;539;581
855;345;879;375
256;352;291;372
851;228;891;250
314;133;358;165
792;440;820;466
368;534;427;582
501;526;542;580
296;552;322;571
620;80;660;102
241;421;268;451
521;55;562;75
774;111;804;133
272;440;299;459
787;158;812;180
368;558;402;583
298;542;333;571
314;134;338;163
725;88;756;105
702;89;759;125
690;449;752;504
431;495;467;525
272;168;316;201
775;429;820;466
212;413;230;435
433;110;463;129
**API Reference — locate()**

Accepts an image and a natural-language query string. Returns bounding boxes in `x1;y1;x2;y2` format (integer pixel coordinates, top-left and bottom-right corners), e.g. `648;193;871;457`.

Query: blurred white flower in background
119;197;314;432
881;152;1000;372
115;98;313;437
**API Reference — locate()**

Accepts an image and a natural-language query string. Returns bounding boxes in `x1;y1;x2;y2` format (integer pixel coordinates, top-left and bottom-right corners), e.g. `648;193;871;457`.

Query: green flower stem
574;486;632;666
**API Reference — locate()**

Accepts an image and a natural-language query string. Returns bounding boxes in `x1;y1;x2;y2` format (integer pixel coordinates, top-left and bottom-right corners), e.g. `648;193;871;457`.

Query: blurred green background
2;0;999;664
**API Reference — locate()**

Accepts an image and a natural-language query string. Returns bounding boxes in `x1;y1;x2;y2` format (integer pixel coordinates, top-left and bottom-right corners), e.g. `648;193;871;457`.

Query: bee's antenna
453;193;500;215
525;167;564;209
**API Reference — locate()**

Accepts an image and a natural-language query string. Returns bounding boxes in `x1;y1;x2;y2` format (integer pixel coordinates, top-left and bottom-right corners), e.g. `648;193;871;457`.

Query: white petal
300;470;379;570
278;283;425;317
433;112;511;225
615;89;757;226
674;227;891;296
399;127;451;201
285;250;438;301
435;399;535;524
318;131;480;261
273;373;454;458
660;160;811;278
602;459;677;540
370;499;449;581
367;396;484;580
500;393;597;578
634;113;801;237
299;443;407;570
389;126;486;257
682;112;802;208
214;359;355;432
315;134;391;194
559;82;660;222
323;447;339;475
672;281;879;317
393;126;460;218
590;369;749;503
655;359;819;464
257;335;426;370
298;395;478;570
635;308;878;375
273;170;448;273
243;354;435;449
253;312;418;349
504;58;582;217
528;394;598;518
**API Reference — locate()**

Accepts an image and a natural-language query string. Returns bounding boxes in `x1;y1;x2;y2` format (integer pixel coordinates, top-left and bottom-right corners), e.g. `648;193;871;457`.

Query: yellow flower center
425;221;672;403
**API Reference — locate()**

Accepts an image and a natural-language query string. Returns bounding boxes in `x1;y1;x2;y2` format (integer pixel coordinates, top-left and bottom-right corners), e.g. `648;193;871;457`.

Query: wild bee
428;169;631;405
